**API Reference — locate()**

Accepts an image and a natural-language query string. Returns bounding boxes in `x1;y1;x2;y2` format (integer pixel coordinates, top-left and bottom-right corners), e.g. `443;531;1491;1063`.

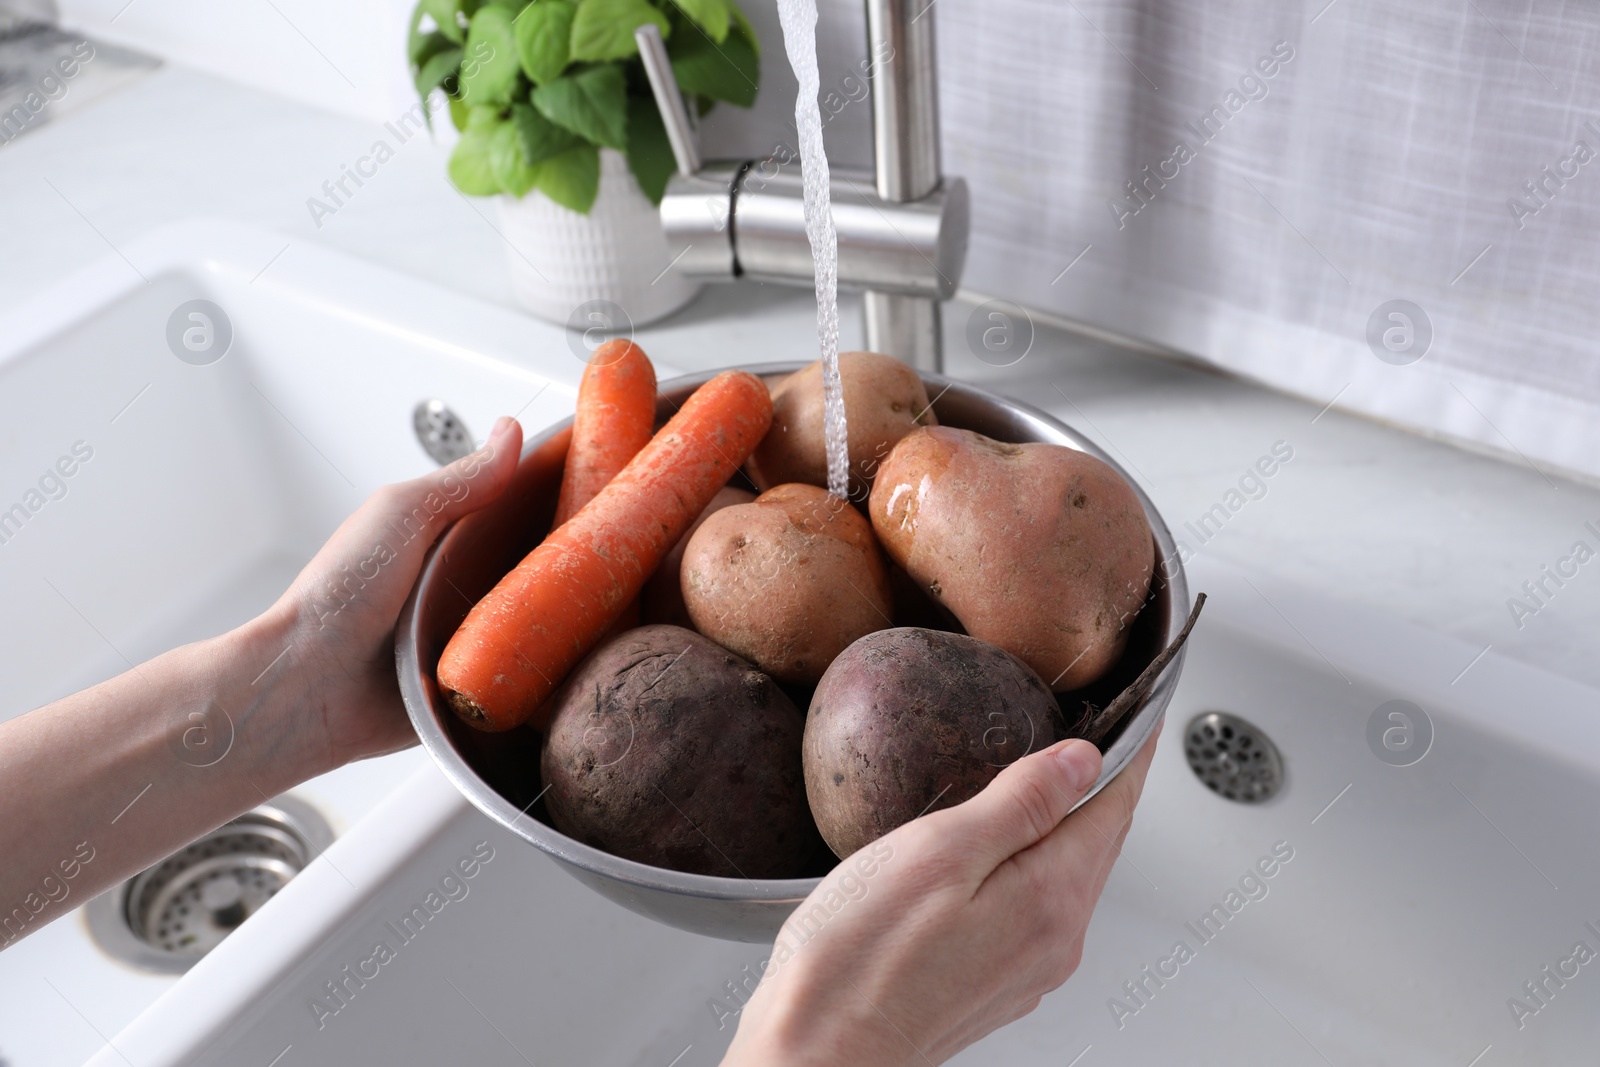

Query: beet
803;627;1064;858
540;625;818;878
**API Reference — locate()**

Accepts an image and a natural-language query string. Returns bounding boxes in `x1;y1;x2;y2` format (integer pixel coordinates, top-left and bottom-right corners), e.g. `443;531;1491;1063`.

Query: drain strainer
413;399;474;466
86;796;331;973
1184;711;1284;803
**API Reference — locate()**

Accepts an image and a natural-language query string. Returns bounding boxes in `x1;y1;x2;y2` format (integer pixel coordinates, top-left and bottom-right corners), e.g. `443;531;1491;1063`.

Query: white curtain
709;0;1600;483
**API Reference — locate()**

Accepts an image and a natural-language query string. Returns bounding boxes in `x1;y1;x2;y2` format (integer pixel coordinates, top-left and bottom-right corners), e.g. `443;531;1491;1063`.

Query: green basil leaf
419;0;467;43
449;111;504;195
670;0;730;43
535;142;601;212
625;93;674;204
449;94;471;130
490;118;541;196
512;0;574;85
412;46;462;101
532;65;627;150
410;30;455;72
409;3;456;67
464;104;503;131
568;0;669;62
511;100;583;164
730;3;758;58
668;3;757;107
458;6;522;106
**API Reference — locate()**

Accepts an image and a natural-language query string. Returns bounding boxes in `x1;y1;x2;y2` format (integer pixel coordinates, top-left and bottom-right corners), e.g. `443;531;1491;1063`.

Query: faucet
635;1;968;373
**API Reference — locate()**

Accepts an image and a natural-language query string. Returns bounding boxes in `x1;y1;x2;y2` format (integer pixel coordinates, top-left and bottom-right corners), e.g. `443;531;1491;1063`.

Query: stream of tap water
775;0;850;500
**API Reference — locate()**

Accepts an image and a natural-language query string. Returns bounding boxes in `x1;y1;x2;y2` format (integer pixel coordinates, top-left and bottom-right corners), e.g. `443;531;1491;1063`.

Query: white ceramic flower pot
497;148;701;328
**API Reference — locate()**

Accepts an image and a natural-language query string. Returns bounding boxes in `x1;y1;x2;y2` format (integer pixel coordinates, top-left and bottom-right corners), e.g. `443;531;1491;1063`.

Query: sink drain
1184;711;1284;803
86;796;331;973
413;399;474;466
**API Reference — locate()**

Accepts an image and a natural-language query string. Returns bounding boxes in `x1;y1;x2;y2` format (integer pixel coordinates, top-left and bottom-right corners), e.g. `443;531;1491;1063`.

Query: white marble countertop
3;60;1596;700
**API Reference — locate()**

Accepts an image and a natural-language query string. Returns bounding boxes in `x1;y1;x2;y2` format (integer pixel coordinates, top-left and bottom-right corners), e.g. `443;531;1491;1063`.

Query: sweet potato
870;426;1154;691
540;625;816;878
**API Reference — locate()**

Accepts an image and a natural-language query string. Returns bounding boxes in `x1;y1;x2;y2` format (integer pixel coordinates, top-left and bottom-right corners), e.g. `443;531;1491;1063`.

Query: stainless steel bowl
396;364;1190;942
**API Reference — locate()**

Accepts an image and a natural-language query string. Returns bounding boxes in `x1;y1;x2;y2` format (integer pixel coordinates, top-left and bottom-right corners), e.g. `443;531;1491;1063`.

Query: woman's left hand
262;415;523;770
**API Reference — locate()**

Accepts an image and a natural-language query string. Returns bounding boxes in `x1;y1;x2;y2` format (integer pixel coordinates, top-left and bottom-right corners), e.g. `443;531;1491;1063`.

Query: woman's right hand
722;730;1158;1067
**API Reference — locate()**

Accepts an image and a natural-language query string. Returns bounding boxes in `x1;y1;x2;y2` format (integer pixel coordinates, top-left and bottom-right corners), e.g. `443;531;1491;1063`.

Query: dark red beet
803;627;1063;858
541;625;818;877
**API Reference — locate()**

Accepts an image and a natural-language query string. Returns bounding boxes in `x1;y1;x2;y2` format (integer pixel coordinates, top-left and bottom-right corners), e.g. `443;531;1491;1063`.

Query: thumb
940;738;1103;871
289;417;523;616
383;415;523;567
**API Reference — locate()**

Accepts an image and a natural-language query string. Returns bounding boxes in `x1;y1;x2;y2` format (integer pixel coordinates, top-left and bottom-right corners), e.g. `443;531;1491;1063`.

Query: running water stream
775;0;850;500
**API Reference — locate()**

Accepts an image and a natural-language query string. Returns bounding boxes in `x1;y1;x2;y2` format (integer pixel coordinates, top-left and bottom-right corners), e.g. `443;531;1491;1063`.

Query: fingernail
488;416;514;443
1052;739;1101;794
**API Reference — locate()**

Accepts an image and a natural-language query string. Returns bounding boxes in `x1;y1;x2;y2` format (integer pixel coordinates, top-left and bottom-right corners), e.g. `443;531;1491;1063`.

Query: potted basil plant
408;0;760;326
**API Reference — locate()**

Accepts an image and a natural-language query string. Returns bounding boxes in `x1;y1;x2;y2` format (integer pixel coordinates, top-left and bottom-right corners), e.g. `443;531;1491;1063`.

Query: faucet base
865;290;942;373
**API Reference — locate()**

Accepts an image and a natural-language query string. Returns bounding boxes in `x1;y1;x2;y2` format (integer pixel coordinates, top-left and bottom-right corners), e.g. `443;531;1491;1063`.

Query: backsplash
54;0;1600;481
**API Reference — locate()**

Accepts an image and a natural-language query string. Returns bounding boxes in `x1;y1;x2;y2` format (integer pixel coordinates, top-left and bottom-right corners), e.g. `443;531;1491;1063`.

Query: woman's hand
0;417;522;948
723;730;1158;1067
255;415;523;772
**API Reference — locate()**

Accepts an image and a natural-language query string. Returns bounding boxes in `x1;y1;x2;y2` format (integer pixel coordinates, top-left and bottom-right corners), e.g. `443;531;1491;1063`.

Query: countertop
3;60;1597;700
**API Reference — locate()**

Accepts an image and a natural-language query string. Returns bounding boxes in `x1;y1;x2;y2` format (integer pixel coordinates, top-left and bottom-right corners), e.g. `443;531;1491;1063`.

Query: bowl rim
396;361;1190;903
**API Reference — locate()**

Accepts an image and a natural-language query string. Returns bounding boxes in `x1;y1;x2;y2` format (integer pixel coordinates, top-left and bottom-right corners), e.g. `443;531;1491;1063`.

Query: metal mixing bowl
396;364;1191;942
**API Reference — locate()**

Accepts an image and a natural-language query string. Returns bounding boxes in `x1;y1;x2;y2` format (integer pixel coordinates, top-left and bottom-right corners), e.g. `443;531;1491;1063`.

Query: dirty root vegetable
870;426;1154;691
682;482;892;685
803;627;1064;858
540;625;816;877
437;370;773;731
641;485;757;629
552;338;658;528
553;338;658;633
748;351;936;502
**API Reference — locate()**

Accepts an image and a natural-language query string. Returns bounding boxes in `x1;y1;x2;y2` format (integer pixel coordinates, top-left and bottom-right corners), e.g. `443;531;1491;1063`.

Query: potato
887;562;963;633
540;625;815;878
748;351;936;502
682;483;892;685
870;426;1154;691
642;485;756;628
804;627;1063;858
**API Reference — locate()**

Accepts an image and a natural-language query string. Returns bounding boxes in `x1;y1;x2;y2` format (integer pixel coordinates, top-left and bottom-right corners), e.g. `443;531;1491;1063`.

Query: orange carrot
552;338;658;528
438;370;773;731
553;338;657;634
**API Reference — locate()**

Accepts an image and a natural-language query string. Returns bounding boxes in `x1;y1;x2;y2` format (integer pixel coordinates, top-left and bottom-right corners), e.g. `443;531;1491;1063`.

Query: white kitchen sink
6;222;1600;1067
0;219;583;1067
0;219;834;1067
81;555;1600;1067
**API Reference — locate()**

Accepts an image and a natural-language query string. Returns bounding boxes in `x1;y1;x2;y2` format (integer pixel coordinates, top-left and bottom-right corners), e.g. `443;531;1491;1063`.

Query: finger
1015;721;1161;893
287;417;522;619
381;415;523;570
1074;720;1159;858
343;416;521;566
932;737;1103;873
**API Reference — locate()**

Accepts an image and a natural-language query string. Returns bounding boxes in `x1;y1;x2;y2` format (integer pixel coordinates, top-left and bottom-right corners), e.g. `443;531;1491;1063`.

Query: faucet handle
634;24;702;177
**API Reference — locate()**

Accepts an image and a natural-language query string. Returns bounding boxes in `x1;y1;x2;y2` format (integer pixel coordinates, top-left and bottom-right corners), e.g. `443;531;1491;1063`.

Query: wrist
722;972;909;1067
206;600;340;791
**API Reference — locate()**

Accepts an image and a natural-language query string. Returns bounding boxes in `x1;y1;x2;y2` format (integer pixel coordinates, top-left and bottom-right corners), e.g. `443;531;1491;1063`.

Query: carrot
438;369;774;731
552;339;658;528
553;338;658;633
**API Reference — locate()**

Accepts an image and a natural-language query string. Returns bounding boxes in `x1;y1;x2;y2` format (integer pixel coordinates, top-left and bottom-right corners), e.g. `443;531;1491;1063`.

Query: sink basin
0;219;585;1066
89;554;1600;1067
0;219;845;1067
10;221;1600;1067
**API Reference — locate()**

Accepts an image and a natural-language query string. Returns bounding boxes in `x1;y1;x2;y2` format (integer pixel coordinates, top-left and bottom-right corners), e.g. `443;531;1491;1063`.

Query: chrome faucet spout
862;0;946;371
638;7;967;373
